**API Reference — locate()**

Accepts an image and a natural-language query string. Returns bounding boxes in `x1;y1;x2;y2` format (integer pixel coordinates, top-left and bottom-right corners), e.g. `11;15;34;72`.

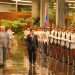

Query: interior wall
0;4;16;12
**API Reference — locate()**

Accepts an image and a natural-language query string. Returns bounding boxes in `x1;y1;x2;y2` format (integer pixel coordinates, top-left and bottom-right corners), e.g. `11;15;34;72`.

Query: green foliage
0;19;12;28
0;18;29;33
11;20;22;33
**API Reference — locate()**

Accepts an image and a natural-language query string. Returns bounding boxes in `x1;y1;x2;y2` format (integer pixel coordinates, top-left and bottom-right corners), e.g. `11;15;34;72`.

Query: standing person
6;28;14;58
0;26;9;67
26;28;38;75
24;28;30;40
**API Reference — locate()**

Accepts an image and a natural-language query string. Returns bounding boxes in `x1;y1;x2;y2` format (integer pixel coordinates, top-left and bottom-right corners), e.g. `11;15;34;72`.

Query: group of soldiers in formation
24;27;75;74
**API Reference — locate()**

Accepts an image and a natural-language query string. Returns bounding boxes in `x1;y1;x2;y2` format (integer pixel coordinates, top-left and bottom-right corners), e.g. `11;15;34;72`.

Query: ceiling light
68;3;72;6
69;6;75;9
12;0;32;3
66;0;75;3
12;0;21;1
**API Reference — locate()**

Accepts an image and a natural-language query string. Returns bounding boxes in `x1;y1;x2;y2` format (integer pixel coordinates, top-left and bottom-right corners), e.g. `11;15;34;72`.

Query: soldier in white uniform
24;28;30;39
6;28;14;58
42;29;49;56
70;30;75;60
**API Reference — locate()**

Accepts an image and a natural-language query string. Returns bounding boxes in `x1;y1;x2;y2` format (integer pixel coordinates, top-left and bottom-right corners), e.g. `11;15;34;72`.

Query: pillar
40;0;48;27
56;0;65;26
32;0;40;19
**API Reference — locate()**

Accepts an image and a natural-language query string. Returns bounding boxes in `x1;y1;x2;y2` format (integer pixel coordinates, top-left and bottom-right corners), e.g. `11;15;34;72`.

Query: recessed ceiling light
66;0;75;3
12;0;21;1
12;0;32;3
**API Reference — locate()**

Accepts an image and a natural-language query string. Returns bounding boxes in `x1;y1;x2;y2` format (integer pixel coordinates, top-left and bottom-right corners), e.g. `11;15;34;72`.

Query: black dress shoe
0;64;4;68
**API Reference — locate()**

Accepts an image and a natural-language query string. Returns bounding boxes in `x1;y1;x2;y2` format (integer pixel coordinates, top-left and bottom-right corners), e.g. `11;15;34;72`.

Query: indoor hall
0;0;75;75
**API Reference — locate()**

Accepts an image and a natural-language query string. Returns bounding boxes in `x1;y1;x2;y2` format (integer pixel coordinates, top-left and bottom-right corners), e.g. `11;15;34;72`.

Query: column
32;0;40;19
56;0;65;26
40;0;48;27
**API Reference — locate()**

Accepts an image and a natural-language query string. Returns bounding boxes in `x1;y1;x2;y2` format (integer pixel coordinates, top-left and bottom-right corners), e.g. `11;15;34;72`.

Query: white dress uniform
7;29;14;49
42;30;50;43
58;31;62;45
54;30;58;44
70;32;75;50
50;30;55;44
24;30;30;39
38;31;43;43
34;30;38;35
61;31;66;46
66;32;71;48
7;29;14;39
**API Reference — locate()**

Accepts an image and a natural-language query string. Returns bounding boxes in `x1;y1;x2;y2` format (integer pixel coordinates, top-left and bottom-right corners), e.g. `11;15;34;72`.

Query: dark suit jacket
26;34;38;51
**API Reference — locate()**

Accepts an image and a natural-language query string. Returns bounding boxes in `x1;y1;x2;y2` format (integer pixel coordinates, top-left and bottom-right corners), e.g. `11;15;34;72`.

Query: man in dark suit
26;29;38;65
26;29;38;75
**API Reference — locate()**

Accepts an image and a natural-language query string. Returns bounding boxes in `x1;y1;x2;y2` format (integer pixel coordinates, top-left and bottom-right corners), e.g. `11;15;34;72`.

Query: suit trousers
28;48;36;64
